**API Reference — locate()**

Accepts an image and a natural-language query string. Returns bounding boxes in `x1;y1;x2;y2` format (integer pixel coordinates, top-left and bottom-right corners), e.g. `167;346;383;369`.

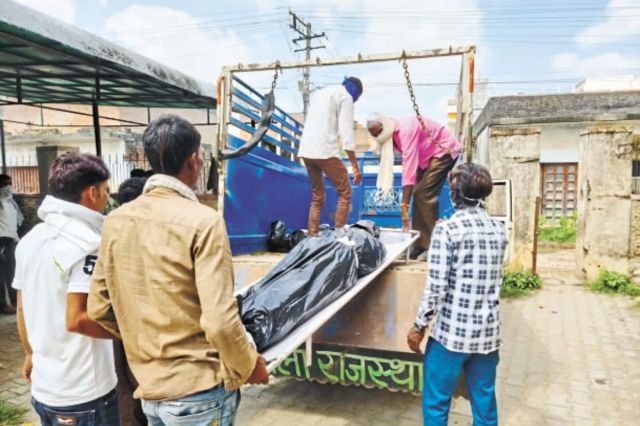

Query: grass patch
589;269;640;297
0;399;28;426
538;213;576;243
501;270;542;299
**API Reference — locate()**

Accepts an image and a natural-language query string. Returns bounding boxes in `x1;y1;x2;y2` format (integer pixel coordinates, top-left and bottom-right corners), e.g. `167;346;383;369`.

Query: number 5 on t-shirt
83;255;98;275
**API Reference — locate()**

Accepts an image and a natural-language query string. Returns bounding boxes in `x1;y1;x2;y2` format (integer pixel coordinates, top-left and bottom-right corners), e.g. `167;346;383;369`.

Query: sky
12;0;640;124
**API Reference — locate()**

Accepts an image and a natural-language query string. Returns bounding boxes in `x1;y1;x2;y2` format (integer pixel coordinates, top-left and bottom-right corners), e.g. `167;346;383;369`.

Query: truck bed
234;229;420;372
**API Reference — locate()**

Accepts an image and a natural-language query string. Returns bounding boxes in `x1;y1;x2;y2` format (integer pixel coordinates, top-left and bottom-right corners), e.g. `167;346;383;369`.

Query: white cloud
104;1;481;123
576;0;640;46
253;0;483;54
275;0;484;123
551;53;580;70
284;0;482;122
362;0;483;54
14;0;76;24
551;51;640;75
102;5;254;85
255;0;362;12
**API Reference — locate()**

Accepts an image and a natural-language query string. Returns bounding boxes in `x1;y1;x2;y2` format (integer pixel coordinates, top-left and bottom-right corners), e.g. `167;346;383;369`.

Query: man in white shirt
297;77;363;236
0;174;22;314
13;152;119;425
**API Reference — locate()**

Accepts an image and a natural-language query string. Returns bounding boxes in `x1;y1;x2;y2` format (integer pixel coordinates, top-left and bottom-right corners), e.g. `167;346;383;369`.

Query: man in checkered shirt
407;162;508;426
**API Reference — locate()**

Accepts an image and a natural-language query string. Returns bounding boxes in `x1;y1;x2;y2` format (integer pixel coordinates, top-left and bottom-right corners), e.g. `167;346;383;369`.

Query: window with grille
633;160;640;195
541;163;578;221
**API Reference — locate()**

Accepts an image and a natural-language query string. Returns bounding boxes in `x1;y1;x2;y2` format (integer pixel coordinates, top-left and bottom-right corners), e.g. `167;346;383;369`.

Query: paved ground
1;248;639;425
0;313;33;425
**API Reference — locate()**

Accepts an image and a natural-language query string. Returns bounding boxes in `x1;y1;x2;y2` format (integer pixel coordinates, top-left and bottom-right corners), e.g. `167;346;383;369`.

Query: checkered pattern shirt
415;207;508;354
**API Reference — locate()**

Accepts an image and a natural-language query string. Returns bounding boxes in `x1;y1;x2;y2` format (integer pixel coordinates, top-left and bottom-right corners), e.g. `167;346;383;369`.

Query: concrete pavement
1;248;639;425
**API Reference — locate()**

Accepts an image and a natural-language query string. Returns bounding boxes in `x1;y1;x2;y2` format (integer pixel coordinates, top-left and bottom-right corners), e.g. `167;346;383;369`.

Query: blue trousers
32;388;120;426
142;384;240;426
423;338;499;426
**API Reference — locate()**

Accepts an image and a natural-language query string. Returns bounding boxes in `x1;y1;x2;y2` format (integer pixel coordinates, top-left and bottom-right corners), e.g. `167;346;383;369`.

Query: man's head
366;113;395;143
117;177;146;205
48;152;111;213
0;174;12;198
0;174;11;188
342;76;363;103
130;168;146;178
448;162;493;208
143;115;203;189
367;119;384;138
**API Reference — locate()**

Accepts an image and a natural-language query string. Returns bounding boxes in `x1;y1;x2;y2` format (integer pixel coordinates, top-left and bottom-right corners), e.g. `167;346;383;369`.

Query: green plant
538;212;577;243
589;270;640;297
501;270;542;298
0;399;28;426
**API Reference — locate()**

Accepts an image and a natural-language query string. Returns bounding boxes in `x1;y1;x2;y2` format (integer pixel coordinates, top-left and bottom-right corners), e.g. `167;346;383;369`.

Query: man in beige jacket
88;114;268;426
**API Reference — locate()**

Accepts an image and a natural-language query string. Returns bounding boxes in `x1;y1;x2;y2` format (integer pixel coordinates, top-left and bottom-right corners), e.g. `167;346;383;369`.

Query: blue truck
214;47;505;394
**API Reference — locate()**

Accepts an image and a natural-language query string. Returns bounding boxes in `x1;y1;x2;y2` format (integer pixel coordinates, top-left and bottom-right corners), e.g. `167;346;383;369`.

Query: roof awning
0;0;217;109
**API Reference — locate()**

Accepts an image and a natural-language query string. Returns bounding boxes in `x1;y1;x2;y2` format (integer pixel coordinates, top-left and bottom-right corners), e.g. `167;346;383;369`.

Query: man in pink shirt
367;114;462;258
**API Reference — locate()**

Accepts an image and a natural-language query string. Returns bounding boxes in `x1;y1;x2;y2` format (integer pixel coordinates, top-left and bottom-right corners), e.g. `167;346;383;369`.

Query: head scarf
342;76;363;102
367;113;396;197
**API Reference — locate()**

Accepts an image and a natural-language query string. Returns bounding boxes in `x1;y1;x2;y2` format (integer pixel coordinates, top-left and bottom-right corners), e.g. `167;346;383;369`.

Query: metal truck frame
216;46;476;254
215;46;490;394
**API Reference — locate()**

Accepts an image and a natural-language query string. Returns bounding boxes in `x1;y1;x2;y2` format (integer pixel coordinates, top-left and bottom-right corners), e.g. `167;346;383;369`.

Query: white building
575;75;640;93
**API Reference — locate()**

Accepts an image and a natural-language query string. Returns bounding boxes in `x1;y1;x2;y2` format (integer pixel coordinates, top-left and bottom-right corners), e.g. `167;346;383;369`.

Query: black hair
448;162;493;209
48;152;110;203
117;177;146;204
0;174;11;187
130;168;146;178
143;115;201;176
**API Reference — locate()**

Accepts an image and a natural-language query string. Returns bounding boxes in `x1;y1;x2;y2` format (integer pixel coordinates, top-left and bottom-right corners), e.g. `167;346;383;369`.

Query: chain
402;58;427;134
271;63;281;91
401;57;463;156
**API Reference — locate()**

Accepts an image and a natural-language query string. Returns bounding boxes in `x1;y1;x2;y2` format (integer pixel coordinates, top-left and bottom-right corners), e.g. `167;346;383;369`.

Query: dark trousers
0;237;17;307
302;157;352;236
114;340;147;426
412;155;457;251
32;388;120;426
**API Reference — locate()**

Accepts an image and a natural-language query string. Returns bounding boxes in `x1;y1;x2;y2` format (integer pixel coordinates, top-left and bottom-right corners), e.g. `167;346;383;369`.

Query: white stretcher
235;228;420;373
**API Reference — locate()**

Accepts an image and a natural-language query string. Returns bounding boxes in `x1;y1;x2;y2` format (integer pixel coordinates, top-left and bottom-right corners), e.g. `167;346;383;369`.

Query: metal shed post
0;120;6;174
92;97;102;157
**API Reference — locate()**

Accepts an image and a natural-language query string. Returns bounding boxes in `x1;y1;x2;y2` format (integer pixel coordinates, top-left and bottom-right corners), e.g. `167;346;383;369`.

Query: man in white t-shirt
13;152;119;426
297;77;363;236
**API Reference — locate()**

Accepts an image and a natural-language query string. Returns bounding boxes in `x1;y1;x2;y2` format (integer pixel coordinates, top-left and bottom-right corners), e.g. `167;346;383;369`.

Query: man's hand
401;203;411;232
23;354;32;382
407;326;426;355
246;356;269;385
353;168;362;185
345;150;361;185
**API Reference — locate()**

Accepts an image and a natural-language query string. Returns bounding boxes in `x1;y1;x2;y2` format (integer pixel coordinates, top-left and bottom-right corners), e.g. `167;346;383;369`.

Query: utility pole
289;10;326;118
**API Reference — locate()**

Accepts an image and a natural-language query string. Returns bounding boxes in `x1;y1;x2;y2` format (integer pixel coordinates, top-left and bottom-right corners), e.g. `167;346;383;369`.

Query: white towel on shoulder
371;115;396;198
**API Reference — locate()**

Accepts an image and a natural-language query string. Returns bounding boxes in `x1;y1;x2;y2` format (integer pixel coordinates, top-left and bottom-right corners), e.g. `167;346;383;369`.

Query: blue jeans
423;338;499;426
32;388;120;426
142;384;240;426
